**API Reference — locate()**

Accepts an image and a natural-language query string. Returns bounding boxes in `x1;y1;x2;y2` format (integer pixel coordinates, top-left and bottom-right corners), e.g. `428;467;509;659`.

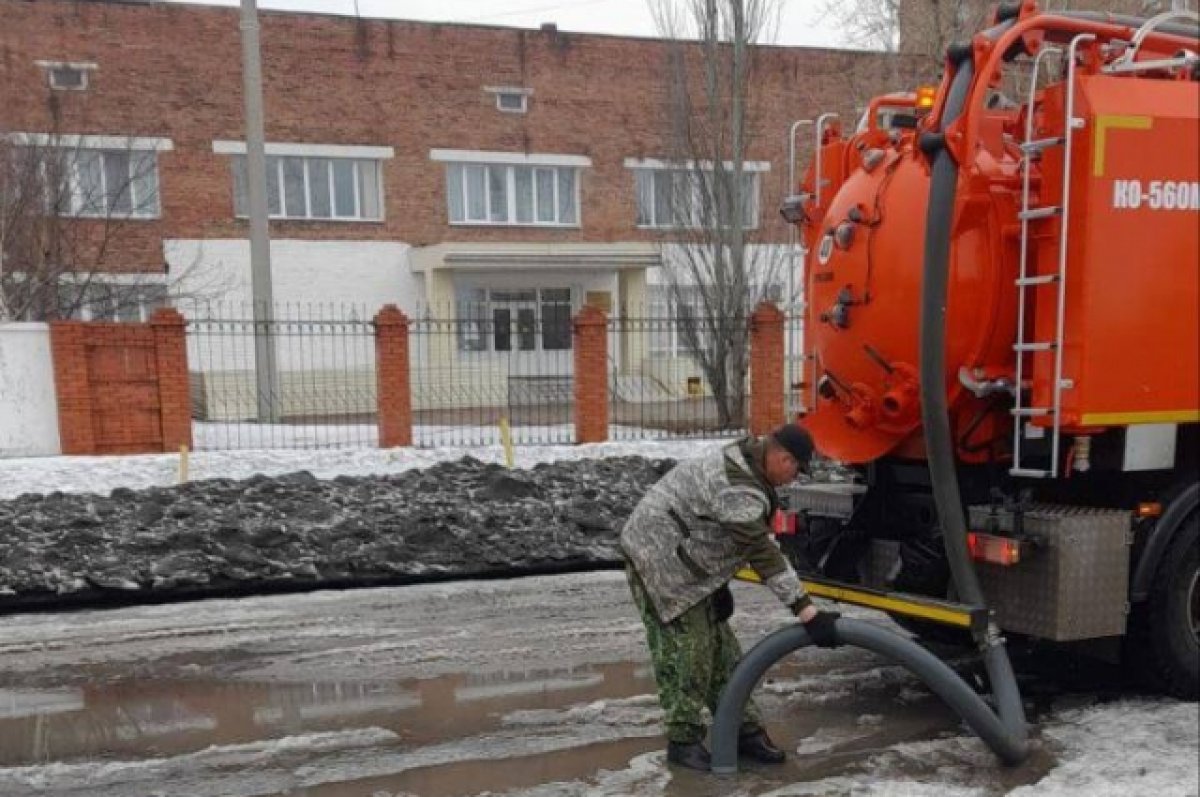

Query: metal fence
185;302;379;450
409;304;575;447
785;309;810;419
183;302;756;451
607;312;749;441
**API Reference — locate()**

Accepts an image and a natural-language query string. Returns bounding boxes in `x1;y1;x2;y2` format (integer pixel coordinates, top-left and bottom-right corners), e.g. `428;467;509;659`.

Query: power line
466;0;611;23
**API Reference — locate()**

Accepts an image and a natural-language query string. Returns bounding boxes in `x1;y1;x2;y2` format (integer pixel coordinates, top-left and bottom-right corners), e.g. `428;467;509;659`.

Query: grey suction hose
710;620;1028;774
917;25;1028;761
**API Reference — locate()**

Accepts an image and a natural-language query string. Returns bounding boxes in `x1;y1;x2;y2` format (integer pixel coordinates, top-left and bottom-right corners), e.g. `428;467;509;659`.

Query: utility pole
239;0;278;422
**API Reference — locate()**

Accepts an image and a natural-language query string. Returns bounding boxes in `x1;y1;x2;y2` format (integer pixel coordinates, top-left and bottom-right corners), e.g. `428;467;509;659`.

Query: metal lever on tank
820;286;862;330
779;193;813;224
958;366;1015;398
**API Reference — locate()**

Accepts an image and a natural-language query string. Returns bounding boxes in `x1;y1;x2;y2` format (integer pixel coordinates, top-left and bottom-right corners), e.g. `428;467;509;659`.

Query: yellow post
499;416;515;468
178;444;190;484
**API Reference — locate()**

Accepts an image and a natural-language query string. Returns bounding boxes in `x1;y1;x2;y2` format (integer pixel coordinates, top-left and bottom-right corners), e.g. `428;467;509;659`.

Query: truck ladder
1010;34;1094;479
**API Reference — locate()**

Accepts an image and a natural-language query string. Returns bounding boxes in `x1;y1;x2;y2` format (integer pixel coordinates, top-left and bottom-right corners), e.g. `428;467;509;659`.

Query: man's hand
802;610;841;648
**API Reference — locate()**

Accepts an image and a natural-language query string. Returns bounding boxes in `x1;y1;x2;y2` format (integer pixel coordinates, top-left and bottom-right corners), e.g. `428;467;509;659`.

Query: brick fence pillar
749;301;785;437
151;307;193;453
573;305;609;444
49;321;96;455
374;305;413;448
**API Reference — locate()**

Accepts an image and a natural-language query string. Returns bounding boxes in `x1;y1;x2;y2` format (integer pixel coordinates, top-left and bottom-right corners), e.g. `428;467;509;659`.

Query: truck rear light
1136;502;1163;518
772;510;799;535
967;531;1023;566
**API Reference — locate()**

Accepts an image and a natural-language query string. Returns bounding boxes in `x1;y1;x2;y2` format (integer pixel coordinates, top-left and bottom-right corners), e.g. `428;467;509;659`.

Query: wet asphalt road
0;571;1190;797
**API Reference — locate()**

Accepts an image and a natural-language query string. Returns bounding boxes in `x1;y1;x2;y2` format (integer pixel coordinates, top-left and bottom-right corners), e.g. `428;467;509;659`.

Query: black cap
770;423;813;465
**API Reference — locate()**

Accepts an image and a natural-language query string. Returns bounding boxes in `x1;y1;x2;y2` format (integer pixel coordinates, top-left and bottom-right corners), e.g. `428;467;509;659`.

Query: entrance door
489;290;539;374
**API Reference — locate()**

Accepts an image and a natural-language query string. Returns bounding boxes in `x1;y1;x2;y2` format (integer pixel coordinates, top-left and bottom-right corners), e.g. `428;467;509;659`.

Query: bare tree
647;0;789;429
0;131;217;323
824;0;1191;68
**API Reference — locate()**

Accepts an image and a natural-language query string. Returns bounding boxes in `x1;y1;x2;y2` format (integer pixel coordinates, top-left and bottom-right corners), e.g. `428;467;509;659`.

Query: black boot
667;740;712;771
738;728;787;764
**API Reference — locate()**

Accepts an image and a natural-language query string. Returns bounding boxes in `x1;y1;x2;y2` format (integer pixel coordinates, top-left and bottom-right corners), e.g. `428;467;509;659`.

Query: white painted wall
165;238;418;315
166;239;416;420
0;323;62;458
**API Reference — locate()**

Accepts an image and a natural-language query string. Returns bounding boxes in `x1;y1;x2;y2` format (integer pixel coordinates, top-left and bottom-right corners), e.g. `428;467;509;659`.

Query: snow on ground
190;420;727;450
0;436;726;500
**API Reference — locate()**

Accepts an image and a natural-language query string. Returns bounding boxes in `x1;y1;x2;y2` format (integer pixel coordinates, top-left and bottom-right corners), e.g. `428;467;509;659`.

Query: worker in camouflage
620;423;841;771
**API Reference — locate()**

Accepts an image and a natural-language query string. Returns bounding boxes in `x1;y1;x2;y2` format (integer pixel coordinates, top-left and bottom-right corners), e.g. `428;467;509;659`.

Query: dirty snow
0;438;725;500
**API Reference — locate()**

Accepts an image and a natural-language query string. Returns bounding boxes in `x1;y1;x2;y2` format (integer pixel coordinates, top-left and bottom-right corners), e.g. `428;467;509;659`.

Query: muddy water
0;574;1062;796
0;658;1055;796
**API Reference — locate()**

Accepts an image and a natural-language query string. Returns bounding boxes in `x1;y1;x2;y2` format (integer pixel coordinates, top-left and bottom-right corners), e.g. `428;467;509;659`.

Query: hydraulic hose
710;619;1028;774
916;18;1028;761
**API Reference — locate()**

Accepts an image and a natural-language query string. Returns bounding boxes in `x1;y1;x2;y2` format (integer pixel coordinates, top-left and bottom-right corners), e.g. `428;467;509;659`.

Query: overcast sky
164;0;851;48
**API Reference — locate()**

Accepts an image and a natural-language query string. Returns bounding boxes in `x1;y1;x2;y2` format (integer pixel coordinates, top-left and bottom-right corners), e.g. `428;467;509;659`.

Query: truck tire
1142;514;1199;700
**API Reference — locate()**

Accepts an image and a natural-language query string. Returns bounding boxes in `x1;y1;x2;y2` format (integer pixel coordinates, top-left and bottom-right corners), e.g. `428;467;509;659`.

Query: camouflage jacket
619;437;808;622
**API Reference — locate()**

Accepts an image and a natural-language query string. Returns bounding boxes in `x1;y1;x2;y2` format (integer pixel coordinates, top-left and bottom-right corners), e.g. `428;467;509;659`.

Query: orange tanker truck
777;2;1198;699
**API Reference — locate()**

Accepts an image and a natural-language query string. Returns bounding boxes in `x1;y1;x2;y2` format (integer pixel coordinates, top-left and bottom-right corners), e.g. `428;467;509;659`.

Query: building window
58;280;169;322
446;163;578;226
634;167;758;229
231;155;383;221
484;86;533;114
36;60;97;91
647;285;709;357
456;287;574;352
50;149;160;219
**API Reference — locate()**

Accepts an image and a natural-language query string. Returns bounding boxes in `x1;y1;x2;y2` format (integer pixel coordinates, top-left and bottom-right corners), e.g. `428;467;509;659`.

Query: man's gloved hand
802;610;841;648
712;584;735;623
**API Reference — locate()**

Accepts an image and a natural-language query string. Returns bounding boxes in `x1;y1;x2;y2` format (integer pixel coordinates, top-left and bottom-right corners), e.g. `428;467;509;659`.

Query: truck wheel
1144;515;1199;700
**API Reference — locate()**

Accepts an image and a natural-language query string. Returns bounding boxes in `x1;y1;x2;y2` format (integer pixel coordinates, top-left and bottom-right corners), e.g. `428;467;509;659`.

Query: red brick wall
151;308;193;453
374;305;413;448
0;0;919;273
49;308;193;455
748;301;785;436
573;305;609;444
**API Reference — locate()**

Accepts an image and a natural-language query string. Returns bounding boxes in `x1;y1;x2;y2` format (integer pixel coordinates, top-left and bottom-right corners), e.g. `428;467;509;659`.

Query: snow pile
0;438;724;500
0;456;670;609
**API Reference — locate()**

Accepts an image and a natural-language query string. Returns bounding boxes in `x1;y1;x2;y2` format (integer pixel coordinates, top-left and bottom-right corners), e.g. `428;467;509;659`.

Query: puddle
0;661;655;769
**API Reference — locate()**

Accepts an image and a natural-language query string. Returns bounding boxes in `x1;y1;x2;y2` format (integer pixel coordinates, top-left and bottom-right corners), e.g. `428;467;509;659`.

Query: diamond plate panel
968;504;1132;641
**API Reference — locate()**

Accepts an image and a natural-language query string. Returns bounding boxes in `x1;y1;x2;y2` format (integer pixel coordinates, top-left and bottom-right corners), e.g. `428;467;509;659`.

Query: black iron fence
182;302;757;451
409;304;575;447
185;302;378;450
785;309;810;419
607;312;749;441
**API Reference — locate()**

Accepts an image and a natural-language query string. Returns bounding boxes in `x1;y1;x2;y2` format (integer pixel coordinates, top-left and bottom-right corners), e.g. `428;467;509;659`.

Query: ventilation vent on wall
484;86;533;114
36;60;97;91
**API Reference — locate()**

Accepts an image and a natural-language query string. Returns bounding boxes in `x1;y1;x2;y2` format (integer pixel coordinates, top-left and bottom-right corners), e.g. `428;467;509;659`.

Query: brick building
3;0;911;417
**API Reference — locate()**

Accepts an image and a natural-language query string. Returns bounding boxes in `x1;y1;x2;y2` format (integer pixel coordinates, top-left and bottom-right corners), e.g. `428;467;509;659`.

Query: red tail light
772;510;798;535
967;532;1023;566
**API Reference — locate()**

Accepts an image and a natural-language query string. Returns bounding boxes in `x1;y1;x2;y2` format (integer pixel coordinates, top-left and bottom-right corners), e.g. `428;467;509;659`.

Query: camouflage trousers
626;564;763;744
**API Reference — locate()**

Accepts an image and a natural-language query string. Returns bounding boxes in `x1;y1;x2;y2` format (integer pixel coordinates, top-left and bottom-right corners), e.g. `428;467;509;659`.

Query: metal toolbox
968;504;1132;641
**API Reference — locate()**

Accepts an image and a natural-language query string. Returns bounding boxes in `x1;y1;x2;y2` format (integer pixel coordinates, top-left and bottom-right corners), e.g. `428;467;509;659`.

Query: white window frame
214;141;392;223
626;158;766;231
35;60;98;91
645;284;710;358
440;160;584;228
7;133;169;220
57;274;170;322
484;85;533;114
455;286;576;353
